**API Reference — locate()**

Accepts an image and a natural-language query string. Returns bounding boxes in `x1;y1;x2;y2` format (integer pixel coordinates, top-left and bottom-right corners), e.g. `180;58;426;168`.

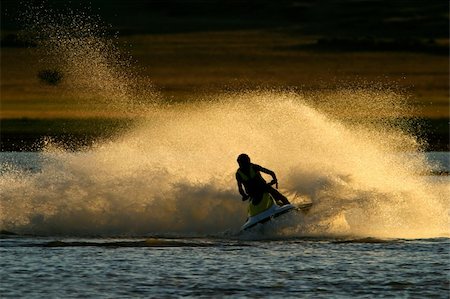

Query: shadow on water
42;239;224;248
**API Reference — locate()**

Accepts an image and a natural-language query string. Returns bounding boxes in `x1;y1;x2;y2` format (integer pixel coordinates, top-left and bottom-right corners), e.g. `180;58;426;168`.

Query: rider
235;153;290;206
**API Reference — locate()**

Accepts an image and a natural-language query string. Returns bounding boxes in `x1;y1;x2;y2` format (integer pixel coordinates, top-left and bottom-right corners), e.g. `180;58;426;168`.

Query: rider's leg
267;187;290;205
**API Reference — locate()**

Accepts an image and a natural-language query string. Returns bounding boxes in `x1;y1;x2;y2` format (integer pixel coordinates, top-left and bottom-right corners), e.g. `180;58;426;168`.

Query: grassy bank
1;31;448;118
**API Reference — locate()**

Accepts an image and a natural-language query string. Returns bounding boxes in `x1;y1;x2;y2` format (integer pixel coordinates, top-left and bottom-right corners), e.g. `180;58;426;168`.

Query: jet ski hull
240;203;296;231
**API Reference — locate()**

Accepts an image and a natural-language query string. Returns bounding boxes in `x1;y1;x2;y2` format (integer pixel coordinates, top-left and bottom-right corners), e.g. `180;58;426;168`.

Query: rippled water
1;237;449;298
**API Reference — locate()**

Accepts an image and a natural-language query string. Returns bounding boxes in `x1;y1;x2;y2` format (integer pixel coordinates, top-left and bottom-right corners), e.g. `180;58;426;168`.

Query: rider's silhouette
235;154;290;206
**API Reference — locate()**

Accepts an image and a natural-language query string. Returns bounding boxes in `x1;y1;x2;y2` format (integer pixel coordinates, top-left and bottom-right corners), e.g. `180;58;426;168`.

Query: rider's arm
236;173;249;201
254;164;278;187
255;165;277;181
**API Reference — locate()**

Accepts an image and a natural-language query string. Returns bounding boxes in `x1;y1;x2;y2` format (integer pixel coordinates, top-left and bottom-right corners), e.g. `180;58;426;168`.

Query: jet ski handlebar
268;179;278;189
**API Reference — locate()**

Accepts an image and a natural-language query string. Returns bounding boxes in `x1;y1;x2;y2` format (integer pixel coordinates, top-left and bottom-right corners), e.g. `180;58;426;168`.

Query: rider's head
237;153;251;168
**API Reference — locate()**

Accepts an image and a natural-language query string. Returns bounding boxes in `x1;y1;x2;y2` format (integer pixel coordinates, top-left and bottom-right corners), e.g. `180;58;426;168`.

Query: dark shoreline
0;117;448;152
0;118;134;152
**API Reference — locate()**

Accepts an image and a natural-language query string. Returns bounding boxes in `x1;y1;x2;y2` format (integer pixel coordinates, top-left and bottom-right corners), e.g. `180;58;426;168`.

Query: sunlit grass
1;30;448;119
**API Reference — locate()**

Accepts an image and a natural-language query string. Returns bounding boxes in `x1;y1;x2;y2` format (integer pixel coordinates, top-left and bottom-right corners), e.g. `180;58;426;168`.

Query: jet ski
240;187;312;231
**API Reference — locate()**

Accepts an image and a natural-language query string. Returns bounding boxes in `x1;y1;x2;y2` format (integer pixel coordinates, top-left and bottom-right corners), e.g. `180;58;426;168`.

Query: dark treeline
2;0;448;38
